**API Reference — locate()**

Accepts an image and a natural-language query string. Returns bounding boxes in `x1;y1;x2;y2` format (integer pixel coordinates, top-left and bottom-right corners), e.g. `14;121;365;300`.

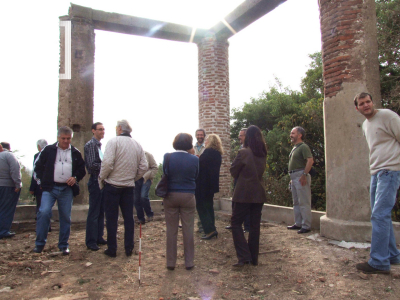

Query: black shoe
60;247;70;255
225;225;233;230
297;228;311;234
0;231;16;239
33;245;44;253
233;261;251;267
97;239;107;245
136;219;145;225
356;262;390;274
167;266;175;270
104;249;116;258
287;224;302;230
87;245;100;251
125;249;133;257
186;266;194;270
201;231;218;240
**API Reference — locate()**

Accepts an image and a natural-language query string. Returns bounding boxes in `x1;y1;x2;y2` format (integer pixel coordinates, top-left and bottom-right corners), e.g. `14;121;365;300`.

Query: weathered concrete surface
68;1;286;43
319;0;382;242
58;15;95;204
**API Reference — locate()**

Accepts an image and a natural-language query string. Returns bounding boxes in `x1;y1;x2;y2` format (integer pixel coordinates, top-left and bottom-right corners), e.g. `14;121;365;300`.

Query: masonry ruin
58;0;389;242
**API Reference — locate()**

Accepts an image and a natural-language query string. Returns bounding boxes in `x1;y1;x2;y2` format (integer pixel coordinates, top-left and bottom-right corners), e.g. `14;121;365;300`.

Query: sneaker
356;262;390;274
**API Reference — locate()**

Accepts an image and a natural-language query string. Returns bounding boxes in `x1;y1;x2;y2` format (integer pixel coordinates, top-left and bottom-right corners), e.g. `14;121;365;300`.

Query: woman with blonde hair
195;134;223;240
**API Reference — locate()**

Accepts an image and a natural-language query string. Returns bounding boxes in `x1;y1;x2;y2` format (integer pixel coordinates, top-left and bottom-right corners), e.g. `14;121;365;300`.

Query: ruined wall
319;0;381;241
59;15;95;204
197;36;231;197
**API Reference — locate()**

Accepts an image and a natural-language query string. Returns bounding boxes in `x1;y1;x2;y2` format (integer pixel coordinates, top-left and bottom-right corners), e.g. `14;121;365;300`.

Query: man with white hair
33;127;86;255
0;142;21;239
99;120;148;257
30;139;49;228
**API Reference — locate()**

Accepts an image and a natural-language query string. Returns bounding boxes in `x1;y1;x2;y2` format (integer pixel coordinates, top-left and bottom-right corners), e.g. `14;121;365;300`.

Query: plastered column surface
319;0;382;241
58;15;95;204
197;36;231;197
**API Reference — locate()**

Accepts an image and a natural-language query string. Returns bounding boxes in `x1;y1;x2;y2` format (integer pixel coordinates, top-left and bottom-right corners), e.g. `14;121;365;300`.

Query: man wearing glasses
84;122;107;251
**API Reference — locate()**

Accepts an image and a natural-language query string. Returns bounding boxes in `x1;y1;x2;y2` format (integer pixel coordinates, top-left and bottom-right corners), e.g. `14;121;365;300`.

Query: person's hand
143;172;151;183
29;191;34;195
299;175;307;186
15;188;20;193
66;177;76;186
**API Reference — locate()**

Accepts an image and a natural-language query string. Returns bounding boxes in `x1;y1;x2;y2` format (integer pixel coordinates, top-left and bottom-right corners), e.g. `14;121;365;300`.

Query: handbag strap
163;153;171;175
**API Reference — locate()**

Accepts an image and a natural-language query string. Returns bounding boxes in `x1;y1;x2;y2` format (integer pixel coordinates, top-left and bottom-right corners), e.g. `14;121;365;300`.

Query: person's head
290;126;306;144
173;133;193;151
36;139;48;152
0;142;10;151
57;126;73;150
238;128;247;145
205;134;224;154
354;92;376;119
244;125;267;157
195;129;206;144
116;119;132;136
91;122;105;141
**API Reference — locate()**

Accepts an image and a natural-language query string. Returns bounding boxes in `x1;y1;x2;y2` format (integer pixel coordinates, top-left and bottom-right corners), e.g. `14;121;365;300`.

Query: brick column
58;16;95;204
319;0;381;241
197;36;231;197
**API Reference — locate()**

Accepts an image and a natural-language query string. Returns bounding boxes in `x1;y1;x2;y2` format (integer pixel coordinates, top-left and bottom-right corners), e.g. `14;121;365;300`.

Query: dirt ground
1;215;400;300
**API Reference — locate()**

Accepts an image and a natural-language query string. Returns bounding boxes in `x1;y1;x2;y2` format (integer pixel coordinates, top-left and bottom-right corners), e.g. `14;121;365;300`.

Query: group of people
0;91;399;274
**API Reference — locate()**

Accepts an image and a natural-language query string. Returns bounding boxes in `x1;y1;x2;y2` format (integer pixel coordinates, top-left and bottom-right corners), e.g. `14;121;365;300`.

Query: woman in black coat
195;134;223;240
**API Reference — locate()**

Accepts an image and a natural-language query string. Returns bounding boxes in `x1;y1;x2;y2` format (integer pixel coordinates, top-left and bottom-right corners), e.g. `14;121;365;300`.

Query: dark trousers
134;178;154;222
231;202;263;265
196;193;216;234
85;176;105;247
0;187;20;237
35;193;52;231
103;184;134;252
231;201;250;231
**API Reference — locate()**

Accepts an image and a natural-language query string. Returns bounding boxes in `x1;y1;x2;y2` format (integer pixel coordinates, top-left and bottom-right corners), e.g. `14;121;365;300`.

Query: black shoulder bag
155;153;171;198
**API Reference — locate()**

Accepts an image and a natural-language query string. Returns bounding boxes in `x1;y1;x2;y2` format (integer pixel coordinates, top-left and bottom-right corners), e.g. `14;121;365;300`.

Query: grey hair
240;128;247;133
36;139;48;149
57;126;73;137
117;119;132;133
294;126;306;140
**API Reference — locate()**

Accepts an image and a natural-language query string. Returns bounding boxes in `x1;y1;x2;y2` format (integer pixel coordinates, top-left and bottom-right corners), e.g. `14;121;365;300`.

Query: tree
231;52;326;210
376;0;400;111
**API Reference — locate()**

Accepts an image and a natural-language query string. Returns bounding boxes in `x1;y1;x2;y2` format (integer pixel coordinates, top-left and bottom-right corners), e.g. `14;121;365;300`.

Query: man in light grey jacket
99;120;148;257
0;142;21;239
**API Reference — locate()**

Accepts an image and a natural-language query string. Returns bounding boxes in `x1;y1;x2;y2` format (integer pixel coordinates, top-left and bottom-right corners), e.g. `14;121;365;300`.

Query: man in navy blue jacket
33;127;86;255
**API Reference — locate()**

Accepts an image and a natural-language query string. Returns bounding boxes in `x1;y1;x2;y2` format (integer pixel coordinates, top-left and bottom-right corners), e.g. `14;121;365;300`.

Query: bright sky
0;0;321;170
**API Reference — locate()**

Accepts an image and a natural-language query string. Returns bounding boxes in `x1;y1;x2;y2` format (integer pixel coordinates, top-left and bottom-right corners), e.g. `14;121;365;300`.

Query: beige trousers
164;192;195;268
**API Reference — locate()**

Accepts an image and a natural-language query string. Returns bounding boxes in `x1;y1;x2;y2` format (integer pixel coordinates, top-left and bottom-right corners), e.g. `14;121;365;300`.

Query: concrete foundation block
320;215;400;243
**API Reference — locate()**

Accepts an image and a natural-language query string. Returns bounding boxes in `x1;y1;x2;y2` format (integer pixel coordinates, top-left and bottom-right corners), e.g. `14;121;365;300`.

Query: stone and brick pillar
58;15;95;204
319;0;381;241
197;36;231;197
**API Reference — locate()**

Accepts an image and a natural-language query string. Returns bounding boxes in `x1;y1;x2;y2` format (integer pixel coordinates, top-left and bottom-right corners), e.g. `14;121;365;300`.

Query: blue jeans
104;184;135;252
36;185;73;249
369;170;400;270
0;187;20;237
134;178;154;222
85;176;105;247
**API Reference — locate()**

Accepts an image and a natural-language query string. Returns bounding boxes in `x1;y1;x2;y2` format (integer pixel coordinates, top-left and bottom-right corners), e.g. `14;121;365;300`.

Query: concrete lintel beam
212;0;287;39
69;3;208;43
